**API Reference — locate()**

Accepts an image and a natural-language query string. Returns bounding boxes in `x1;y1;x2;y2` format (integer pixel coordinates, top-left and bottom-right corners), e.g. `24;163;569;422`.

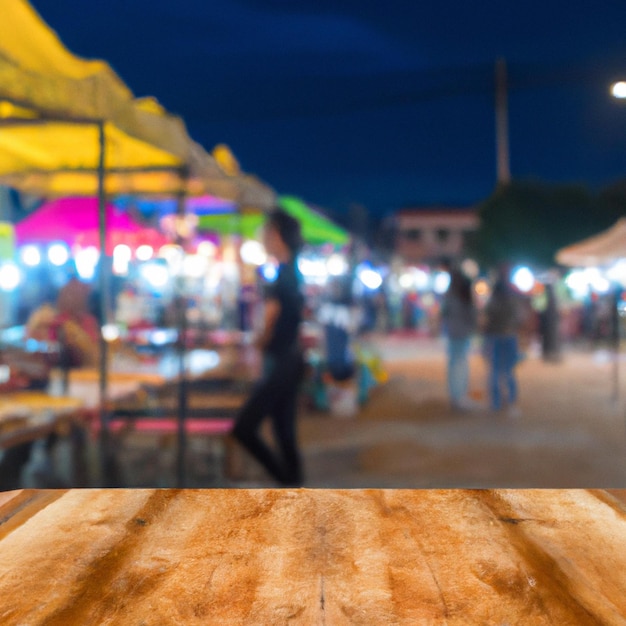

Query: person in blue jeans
232;209;305;486
441;269;477;411
483;272;525;415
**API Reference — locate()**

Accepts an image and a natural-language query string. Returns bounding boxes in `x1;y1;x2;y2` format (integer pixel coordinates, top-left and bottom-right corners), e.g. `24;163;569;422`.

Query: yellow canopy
209;144;276;210
0;0;275;207
0;108;275;210
0;0;190;183
0;0;131;120
191;143;276;209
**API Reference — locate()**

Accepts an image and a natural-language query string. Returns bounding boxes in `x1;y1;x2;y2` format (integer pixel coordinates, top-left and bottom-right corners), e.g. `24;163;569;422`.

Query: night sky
31;1;626;220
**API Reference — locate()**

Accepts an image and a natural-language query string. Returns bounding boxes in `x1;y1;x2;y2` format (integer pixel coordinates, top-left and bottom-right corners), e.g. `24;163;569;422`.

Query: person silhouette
232;209;306;485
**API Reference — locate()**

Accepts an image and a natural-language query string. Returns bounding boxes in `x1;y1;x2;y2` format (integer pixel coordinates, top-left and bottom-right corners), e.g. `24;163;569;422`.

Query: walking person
232;209;306;486
483;270;525;416
441;268;477;411
539;283;561;362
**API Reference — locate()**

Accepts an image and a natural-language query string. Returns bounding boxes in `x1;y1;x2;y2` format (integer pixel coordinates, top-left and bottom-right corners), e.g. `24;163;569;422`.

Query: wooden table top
0;392;86;449
0;488;625;624
0;391;84;415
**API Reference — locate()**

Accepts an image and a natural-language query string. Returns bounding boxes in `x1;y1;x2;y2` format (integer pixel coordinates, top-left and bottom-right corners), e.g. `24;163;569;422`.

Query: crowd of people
440;265;536;416
229;206;558;485
308;260;541;419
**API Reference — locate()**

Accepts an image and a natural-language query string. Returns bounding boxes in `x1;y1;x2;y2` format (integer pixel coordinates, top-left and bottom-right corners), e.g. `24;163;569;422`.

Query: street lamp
611;81;626;99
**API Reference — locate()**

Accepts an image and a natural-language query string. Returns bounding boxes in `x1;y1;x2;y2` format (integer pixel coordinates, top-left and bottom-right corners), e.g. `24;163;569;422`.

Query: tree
472;180;625;269
598;179;626;222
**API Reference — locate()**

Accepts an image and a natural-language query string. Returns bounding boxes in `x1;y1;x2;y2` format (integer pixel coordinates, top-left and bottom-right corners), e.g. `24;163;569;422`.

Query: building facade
394;206;479;266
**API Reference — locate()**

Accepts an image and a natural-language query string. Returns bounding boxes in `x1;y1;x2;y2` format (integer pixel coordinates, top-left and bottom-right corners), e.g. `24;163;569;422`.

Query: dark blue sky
32;1;626;219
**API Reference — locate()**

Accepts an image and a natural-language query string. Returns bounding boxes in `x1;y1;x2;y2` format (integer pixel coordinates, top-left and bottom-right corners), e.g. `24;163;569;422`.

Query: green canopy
196;196;349;246
196;211;265;240
278;196;349;246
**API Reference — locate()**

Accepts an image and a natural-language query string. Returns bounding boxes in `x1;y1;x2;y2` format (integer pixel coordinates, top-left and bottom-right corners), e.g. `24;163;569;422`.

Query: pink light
15;197;169;255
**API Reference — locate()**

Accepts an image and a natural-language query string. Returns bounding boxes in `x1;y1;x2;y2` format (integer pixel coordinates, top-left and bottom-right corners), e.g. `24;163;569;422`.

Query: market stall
0;0;201;487
0;1;280;487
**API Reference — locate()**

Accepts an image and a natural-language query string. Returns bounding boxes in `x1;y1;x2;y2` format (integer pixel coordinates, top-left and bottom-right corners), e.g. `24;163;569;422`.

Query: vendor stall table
0;393;88;489
0;488;625;624
48;368;167;408
45;348;253;487
48;347;252;407
0;392;84;442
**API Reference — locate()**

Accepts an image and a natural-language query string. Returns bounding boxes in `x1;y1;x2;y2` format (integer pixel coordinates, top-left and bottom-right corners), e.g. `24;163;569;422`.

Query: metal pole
96;120;113;485
612;286;620;405
175;167;189;487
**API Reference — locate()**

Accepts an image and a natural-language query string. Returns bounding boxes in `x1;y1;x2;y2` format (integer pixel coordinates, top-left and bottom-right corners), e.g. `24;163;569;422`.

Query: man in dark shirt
232;209;305;486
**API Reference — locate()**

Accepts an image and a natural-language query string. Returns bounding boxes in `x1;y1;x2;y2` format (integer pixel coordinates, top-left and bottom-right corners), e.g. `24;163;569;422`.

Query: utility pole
495;57;511;186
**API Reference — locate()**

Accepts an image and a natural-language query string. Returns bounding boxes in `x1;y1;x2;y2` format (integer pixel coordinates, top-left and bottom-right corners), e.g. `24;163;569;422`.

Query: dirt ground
27;333;626;490
299;334;626;489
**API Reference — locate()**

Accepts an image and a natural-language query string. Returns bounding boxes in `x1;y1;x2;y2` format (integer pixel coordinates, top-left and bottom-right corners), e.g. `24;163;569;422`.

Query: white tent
556;219;626;268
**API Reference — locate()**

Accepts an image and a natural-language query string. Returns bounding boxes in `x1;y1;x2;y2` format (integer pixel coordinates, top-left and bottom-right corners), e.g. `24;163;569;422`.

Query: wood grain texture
0;489;625;624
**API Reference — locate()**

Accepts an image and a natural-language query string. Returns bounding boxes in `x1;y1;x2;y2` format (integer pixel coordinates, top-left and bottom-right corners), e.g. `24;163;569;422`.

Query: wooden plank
0;489;624;624
0;489;26;512
0;489;67;542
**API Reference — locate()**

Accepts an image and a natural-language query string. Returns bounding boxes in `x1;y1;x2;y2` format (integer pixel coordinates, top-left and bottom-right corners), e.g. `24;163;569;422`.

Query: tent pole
175;167;189;488
96;121;113;485
612;286;620;405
